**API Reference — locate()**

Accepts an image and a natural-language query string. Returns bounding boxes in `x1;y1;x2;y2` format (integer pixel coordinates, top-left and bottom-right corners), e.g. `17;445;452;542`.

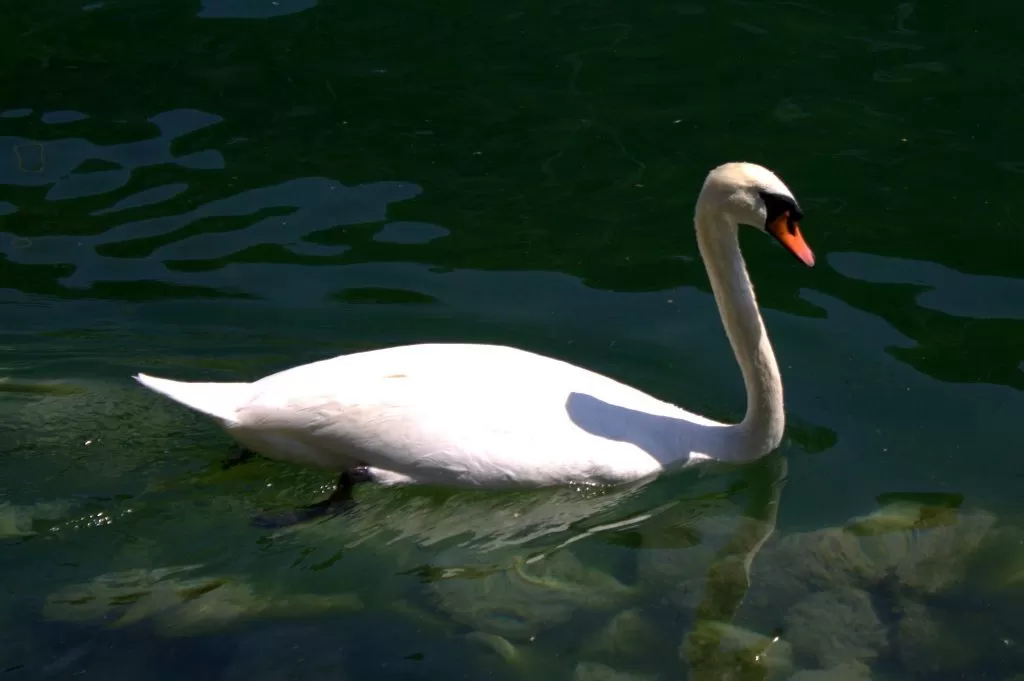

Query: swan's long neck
694;205;785;459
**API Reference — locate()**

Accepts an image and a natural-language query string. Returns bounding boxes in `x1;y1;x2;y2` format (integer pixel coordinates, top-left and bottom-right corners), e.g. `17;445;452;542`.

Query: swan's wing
229;344;719;486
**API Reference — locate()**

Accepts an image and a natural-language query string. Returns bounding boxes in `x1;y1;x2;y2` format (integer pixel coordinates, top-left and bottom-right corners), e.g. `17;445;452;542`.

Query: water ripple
90;183;190;216
198;0;318;19
1;109;224;201
0;177;423;292
829;251;1024;321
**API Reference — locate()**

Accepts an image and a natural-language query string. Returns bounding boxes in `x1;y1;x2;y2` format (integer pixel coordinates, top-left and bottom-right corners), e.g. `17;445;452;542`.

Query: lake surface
2;1;1023;680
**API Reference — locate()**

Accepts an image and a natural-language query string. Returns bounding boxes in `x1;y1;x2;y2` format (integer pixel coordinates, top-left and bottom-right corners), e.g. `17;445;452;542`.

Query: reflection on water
0;109;224;201
372;220;450;245
11;442;1022;680
5;0;1024;677
827;250;1024;391
199;0;318;19
1;176;422;292
91;183;189;217
8;450;792;678
830;251;1024;321
40;111;89;125
0;107;426;296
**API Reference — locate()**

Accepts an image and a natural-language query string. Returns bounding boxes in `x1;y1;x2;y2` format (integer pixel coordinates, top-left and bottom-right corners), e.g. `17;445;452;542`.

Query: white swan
135;162;814;508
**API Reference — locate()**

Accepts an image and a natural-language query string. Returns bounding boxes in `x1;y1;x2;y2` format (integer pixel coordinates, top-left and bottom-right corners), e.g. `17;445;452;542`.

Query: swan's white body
135;162;814;490
137;343;726;488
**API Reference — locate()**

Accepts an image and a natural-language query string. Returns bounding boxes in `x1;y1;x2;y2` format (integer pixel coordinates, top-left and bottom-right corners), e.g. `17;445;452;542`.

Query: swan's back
222;343;724;487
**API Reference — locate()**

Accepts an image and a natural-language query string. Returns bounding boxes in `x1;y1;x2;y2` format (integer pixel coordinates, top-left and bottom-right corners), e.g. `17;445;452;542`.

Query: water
2;1;1023;679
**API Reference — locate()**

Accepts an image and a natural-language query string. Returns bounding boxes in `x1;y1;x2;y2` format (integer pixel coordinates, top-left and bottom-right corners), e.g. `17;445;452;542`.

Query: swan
134;161;815;520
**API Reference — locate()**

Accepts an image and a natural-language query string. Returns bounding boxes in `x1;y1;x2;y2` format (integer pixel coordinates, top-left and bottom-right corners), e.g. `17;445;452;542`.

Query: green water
3;0;1024;679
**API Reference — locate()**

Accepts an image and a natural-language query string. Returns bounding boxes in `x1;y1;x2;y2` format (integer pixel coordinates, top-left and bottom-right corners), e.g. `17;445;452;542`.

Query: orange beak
767;212;815;267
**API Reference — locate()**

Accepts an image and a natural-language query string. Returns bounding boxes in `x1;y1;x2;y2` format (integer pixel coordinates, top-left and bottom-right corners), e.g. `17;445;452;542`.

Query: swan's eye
759;190;802;229
760;191;814;267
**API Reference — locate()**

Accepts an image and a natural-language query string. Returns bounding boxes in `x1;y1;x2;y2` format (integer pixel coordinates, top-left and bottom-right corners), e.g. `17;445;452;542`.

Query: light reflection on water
830;251;1024;321
0;109;224;201
198;0;318;20
0;175;422;290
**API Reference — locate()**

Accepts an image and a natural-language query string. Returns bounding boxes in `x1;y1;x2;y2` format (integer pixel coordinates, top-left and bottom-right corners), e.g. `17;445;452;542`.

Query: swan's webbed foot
250;498;357;529
345;465;374;485
250;468;370;529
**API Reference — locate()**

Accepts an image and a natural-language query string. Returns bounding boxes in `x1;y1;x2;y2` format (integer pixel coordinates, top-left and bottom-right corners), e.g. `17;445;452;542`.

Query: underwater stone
783;588;886;671
430;549;633;640
896;598;1022;676
897;599;975;675
464;632;520;664
581;608;661;662
572;661;658;681
787;662;872;681
682;620;794;681
42;565;362;636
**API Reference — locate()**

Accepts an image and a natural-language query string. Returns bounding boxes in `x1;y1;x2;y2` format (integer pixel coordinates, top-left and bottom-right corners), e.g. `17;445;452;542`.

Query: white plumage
135;161;815;494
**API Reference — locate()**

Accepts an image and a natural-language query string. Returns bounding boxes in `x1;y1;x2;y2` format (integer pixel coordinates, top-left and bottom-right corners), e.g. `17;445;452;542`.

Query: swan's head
700;162;815;267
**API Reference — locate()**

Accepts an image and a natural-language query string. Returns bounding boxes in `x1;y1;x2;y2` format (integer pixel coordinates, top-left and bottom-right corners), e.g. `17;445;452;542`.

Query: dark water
2;1;1023;679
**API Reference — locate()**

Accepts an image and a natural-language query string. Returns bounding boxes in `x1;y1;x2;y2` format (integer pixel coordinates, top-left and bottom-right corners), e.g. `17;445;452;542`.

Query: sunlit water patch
830;251;1024;321
0;108;224;202
199;0;318;19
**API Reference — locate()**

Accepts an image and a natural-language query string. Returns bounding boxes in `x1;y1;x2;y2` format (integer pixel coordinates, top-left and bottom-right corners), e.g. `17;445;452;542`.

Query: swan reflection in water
270;451;788;673
28;375;788;677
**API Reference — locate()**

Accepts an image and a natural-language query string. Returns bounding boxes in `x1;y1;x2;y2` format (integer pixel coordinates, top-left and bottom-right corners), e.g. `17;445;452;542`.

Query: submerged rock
866;508;997;595
637;510;748;611
572;661;659;681
0;500;70;538
43;564;362;636
897;598;1022;676
682;619;794;681
736;507;999;634
843;493;965;537
430;549;634;640
787;662;872;681
896;599;974;675
727;526;873;641
782;589;886;671
722;505;1013;680
581;608;662;662
464;631;521;664
964;524;1024;596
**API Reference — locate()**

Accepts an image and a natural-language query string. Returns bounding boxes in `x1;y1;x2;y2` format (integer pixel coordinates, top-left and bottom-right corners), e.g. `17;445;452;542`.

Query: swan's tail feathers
134;373;251;425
